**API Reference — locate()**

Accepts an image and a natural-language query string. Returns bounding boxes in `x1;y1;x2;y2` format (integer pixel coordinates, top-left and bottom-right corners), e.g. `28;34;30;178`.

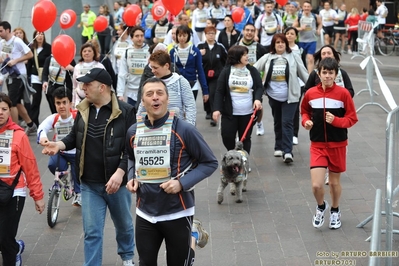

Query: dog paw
235;199;243;203
217;193;224;204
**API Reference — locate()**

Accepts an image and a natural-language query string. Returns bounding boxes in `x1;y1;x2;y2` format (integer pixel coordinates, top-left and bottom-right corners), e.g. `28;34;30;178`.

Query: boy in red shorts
301;57;358;229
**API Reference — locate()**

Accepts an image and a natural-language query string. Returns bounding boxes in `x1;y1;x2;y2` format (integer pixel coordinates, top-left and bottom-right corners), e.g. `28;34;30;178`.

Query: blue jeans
48;153;80;193
268;96;298;154
81;181;134;265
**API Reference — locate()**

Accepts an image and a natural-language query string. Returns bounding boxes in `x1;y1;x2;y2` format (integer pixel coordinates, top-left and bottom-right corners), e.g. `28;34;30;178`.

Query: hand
304;120;313;130
118;96;125;101
203;94;209;103
41;141;60;156
7;59;17;67
153;37;158;44
0;79;3;86
42;82;48;91
253;100;262;111
65;64;74;71
39;137;49;146
325;111;335;124
159;179;182;194
35;199;45;214
200;49;206;56
212;111;221;122
105;170;123;194
254;35;259;42
126;179;139;193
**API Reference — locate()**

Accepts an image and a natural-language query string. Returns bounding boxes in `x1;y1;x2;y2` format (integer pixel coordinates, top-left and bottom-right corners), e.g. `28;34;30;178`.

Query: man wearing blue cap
42;68;136;266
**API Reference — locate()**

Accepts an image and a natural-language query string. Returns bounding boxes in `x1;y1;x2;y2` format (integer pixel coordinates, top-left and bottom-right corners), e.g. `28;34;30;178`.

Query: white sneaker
256;122;264;136
283;153;293;163
293;136;298;145
312;201;329;228
348;49;353;55
274;150;283;157
72;193;81;207
192;219;209;248
329;211;342;229
122;259;135;266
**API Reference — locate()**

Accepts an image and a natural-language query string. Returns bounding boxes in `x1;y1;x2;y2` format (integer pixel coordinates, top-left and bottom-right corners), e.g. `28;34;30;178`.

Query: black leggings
0;196;25;265
29;83;43;126
221;113;254;154
136;215;195;266
203;78;217;114
348;31;358;52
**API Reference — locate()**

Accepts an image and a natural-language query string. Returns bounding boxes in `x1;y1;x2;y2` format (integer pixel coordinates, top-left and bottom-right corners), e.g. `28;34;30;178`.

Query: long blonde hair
351;8;359;15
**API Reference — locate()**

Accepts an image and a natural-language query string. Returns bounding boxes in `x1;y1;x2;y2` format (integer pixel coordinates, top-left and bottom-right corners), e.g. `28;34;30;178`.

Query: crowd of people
3;0;391;264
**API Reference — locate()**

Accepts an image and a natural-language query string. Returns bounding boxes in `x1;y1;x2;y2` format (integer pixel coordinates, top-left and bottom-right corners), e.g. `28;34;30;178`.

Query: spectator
345;8;360;54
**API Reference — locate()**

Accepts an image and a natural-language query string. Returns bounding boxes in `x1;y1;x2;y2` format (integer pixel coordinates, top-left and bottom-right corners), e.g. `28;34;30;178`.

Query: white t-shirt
319;9;338;27
228;66;253;115
255;12;283;46
0;36;31;75
376;4;388;24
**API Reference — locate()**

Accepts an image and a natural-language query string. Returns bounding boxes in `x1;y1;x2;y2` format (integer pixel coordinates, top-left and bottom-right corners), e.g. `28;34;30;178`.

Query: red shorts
310;146;347;173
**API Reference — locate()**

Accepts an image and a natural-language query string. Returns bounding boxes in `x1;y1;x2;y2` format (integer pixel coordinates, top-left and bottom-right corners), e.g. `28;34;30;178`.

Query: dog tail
235;141;244;151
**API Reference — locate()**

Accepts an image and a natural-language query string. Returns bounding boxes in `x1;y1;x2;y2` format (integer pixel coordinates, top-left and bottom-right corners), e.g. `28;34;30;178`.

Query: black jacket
304;68;354;97
42;55;76;90
62;93;136;184
218;28;241;52
197;42;227;80
214;64;263;117
27;42;52;78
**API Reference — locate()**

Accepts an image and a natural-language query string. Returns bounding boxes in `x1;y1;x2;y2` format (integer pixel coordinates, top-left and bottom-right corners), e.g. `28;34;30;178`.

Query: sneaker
72;193;81;207
210;120;216;127
293;136;298;145
325;172;329;185
283;153;293;163
192;219;209;248
205;113;211;120
122;259;135;266
312;201;329;228
256;122;264;136
25;123;37;136
348;49;353;55
274;150;283;157
15;240;25;266
329;211;342;229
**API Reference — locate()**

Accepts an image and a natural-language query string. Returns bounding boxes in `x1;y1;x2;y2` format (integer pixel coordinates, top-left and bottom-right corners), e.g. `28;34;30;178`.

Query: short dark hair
317;57;339;74
142;77;169;97
53;87;72;102
313;44;341;65
270;33;292;54
130;26;145;38
284;26;298;36
79;42;99;62
0;21;11;31
0;92;12;109
227;45;249;65
243;23;256;31
176;25;191;43
207;18;218;27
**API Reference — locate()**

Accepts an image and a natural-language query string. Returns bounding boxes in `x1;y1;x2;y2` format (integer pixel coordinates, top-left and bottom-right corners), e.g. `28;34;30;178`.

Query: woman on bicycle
0;93;45;266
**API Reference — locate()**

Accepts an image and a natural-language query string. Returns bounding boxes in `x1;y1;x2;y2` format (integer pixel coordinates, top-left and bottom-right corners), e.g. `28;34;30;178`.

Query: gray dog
217;142;249;204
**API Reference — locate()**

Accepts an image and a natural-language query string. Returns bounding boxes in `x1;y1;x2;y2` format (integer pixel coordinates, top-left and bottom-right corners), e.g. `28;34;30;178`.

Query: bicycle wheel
377;37;395;56
47;189;60;228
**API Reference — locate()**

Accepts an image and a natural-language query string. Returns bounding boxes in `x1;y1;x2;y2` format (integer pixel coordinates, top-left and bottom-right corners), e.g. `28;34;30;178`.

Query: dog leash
240;109;257;142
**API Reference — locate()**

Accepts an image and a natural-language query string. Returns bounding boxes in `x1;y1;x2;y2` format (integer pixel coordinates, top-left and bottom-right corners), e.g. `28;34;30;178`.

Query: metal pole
385;124;395;266
369;189;382;266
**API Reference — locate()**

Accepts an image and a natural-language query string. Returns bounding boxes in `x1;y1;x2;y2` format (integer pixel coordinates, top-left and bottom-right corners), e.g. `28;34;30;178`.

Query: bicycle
47;154;74;228
375;28;399;56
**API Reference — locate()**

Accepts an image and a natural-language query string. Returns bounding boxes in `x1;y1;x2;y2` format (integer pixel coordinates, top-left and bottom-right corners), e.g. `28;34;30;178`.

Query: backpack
52;110;78;128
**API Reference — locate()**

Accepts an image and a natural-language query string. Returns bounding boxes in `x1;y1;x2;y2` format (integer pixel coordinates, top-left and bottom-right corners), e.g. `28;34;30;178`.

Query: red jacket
0;118;44;201
345;14;360;31
301;83;358;148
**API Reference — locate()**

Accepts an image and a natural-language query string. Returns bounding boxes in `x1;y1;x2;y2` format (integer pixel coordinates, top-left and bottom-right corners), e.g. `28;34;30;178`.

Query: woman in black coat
218;15;241;52
197;26;227;125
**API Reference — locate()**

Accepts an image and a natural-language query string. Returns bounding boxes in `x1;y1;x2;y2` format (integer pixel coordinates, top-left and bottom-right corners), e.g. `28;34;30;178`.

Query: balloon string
103;26;130;60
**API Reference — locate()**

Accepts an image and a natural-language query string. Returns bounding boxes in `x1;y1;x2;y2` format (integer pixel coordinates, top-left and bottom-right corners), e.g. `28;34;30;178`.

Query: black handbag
0;169;22;206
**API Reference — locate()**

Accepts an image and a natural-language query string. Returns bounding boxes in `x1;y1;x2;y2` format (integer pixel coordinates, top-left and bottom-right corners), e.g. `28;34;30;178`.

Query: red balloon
276;0;289;7
151;1;167;21
31;0;57;32
232;7;245;24
52;35;76;68
123;5;142;27
163;0;184;16
93;16;108;32
59;9;77;30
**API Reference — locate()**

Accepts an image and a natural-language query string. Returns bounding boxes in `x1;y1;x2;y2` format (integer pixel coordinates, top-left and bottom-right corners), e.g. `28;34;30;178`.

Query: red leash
240;109;257;142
